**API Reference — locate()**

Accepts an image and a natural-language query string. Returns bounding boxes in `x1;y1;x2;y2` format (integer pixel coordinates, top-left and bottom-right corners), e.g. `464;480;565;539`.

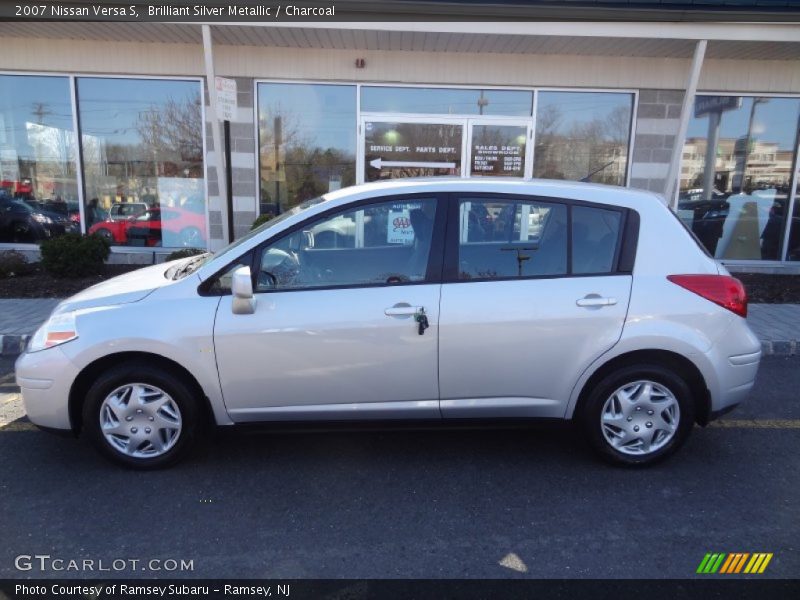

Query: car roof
321;177;663;209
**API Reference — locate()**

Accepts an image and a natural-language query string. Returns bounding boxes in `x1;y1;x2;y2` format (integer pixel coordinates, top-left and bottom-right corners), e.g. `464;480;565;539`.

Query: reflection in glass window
457;197;567;279
77;78;205;248
255;197;437;291
0;75;79;243
365;121;462;182
257;83;356;216
678;96;800;260
362;87;533;117
784;175;800;261
533;92;633;186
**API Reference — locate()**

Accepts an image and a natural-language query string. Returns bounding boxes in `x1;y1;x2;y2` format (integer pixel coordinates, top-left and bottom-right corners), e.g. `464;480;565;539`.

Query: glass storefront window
77;77;205;248
257;83;356;215
364;121;462;182
0;75;79;243
679;96;800;260
782;167;800;261
362;87;533;117
470;123;528;177
533;91;633;186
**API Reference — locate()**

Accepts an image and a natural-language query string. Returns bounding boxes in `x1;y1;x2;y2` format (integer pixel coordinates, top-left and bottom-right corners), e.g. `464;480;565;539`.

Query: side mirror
231;266;256;315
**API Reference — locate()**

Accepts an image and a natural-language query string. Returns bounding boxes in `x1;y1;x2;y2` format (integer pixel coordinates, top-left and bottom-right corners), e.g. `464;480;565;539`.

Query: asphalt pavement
0;356;798;579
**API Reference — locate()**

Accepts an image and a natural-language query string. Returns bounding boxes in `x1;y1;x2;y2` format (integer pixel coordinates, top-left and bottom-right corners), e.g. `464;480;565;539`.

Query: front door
438;193;632;418
214;194;445;422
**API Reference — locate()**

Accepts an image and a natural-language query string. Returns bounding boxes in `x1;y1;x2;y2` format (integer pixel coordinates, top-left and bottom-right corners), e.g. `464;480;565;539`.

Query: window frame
441;192;636;284
199;192;448;296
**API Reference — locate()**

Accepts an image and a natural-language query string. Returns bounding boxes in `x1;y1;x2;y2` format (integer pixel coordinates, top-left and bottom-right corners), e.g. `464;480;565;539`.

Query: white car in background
16;178;761;469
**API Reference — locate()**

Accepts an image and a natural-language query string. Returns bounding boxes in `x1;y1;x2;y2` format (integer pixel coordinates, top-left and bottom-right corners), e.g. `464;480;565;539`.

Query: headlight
28;311;78;352
32;213;52;224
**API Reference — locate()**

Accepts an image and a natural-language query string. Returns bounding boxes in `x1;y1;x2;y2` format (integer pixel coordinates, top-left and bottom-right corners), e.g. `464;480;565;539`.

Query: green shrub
40;233;110;278
251;213;274;230
0;250;30;279
166;248;206;261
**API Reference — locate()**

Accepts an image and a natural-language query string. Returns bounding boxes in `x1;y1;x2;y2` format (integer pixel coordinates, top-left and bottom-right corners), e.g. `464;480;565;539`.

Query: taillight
667;274;748;318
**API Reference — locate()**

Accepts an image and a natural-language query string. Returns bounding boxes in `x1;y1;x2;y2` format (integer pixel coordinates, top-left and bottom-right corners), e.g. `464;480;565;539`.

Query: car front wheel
82;362;200;469
580;364;695;466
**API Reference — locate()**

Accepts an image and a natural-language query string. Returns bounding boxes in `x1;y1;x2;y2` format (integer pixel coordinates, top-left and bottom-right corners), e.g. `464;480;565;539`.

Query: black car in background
0;191;73;242
677;188;730;256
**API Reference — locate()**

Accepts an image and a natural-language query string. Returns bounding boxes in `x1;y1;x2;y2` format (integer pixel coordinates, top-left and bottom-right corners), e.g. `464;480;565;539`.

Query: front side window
255;197;437;292
457;197;567;279
77;77;205;248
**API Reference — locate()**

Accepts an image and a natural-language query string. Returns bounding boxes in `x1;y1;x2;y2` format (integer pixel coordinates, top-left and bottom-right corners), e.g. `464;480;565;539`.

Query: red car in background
88;206;206;247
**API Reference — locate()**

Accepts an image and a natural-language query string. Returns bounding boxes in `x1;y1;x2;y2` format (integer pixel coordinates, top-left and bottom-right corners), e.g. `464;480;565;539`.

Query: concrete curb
1;335;30;357
760;340;799;357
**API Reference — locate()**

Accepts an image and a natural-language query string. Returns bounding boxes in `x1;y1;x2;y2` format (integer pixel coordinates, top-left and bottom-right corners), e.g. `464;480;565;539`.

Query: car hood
53;262;176;314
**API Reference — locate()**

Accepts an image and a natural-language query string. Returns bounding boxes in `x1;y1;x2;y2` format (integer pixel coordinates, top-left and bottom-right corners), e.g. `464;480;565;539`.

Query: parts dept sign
365;121;461;180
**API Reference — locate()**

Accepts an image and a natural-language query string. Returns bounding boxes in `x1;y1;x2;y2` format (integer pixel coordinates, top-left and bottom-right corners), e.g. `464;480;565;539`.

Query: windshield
198;196;327;274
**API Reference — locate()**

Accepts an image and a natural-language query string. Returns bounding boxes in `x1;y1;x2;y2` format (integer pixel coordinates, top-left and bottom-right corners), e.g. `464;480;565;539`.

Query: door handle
384;305;423;317
576;295;617;307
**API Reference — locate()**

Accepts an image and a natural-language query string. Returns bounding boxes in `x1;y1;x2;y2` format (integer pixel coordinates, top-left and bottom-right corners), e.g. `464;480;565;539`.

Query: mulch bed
0;264;798;303
0;264;143;299
736;273;800;304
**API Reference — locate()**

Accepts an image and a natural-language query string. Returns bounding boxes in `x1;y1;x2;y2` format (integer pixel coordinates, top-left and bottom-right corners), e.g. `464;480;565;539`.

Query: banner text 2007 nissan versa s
16;179;761;469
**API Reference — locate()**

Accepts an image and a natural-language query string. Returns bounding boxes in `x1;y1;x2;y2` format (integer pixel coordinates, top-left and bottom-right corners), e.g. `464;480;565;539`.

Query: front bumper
15;346;79;431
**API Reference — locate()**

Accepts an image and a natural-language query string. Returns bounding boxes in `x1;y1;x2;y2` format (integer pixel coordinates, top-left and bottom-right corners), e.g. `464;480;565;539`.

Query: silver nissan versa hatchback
16;179;761;469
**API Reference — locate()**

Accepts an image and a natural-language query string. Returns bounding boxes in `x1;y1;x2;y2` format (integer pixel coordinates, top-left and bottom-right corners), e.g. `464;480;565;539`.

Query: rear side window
457;197;568;279
572;205;622;274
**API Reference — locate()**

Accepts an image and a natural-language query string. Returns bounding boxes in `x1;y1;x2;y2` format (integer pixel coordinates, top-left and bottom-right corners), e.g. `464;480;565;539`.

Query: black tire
579;364;695;466
12;221;32;243
82;361;201;469
95;228;114;243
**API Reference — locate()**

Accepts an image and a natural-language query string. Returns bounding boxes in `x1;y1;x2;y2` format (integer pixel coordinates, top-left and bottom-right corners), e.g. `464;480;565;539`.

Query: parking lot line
708;419;800;429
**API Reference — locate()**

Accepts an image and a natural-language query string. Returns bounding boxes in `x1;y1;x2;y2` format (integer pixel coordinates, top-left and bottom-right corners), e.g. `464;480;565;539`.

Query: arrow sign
370;158;456;170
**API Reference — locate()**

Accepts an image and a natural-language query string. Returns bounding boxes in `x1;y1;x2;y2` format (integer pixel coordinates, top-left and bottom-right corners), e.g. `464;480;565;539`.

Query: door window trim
442;192;637;284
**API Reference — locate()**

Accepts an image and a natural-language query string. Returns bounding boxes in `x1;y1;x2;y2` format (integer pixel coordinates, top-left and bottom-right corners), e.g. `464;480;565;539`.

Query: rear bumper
701;320;761;418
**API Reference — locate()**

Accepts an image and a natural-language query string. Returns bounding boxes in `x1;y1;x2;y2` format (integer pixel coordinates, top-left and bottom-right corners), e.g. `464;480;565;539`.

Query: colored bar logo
697;553;773;574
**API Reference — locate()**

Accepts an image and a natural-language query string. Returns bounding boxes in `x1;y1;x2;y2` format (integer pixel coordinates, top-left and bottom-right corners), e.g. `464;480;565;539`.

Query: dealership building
1;1;799;270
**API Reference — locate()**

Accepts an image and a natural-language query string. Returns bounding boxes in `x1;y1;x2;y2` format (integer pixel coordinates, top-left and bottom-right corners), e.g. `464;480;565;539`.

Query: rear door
438;193;634;418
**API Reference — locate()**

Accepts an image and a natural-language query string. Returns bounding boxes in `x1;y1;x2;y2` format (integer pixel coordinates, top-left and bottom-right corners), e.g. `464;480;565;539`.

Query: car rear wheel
580;364;695;466
12;222;32;242
82;362;200;469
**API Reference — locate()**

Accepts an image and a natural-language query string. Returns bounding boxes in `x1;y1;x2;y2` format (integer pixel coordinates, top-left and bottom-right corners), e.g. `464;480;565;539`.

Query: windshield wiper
170;253;212;280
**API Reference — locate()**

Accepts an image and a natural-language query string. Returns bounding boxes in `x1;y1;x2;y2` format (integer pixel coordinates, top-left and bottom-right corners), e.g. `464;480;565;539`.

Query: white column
202;24;231;246
664;39;707;209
